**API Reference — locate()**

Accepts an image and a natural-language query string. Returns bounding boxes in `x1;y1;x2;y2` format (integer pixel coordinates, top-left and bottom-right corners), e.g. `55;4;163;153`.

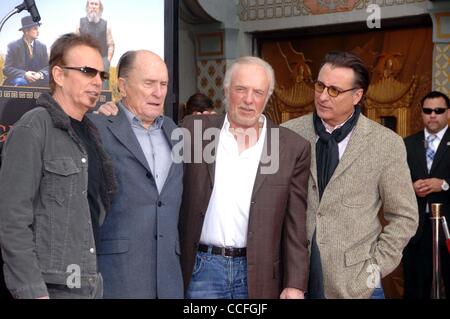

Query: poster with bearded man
75;0;114;90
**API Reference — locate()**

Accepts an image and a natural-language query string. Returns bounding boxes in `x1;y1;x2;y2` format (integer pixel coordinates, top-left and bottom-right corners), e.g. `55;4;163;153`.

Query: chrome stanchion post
431;203;442;299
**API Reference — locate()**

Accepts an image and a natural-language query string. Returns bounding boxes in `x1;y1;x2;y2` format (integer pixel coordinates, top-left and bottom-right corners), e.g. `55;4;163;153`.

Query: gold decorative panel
434;43;450;96
262;26;432;137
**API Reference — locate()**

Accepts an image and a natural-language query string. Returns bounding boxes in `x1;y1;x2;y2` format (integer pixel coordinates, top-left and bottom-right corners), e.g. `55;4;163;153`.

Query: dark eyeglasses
422;107;447;115
61;66;109;81
314;81;358;98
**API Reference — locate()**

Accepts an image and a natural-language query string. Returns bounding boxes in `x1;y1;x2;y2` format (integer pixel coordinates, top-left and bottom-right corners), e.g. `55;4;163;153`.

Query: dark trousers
403;219;450;298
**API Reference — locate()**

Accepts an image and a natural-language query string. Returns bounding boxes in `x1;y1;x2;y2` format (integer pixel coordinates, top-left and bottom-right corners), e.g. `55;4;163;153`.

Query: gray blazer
88;108;183;298
283;114;418;298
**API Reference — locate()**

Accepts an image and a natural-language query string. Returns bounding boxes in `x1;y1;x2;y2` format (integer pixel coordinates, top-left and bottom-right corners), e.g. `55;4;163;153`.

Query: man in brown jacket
179;56;311;299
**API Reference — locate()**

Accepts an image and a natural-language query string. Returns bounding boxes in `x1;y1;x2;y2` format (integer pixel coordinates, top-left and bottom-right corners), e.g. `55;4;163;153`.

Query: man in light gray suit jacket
282;51;418;299
88;50;183;298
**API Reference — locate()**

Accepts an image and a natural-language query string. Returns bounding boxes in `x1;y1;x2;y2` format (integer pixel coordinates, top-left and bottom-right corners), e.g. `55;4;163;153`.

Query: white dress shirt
424;125;448;213
199;115;267;248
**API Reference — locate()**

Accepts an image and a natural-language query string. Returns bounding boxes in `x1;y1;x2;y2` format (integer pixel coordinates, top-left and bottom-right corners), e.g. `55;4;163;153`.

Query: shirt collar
23;37;34;47
222;113;266;133
118;101;164;130
322;111;355;133
425;125;448;141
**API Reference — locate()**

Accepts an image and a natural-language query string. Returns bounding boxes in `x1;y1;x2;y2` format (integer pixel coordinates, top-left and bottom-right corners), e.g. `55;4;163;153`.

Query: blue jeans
11;77;28;86
186;250;248;299
370;287;385;299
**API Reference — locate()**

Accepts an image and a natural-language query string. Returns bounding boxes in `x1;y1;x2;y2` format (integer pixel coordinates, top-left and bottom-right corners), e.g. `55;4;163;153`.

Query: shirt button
158;201;162;207
81;158;87;163
89;248;95;254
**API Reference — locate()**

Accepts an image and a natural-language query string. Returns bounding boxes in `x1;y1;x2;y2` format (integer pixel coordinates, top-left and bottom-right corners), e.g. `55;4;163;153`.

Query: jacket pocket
97;239;129;255
344;242;372;267
44;158;80;176
43;158;81;205
345;242;379;298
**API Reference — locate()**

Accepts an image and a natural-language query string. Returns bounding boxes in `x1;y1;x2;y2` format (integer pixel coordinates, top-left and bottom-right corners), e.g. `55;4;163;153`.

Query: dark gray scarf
313;106;361;200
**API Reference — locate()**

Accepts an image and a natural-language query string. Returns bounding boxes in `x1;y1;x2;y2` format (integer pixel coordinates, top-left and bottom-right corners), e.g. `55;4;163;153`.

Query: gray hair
223;56;275;110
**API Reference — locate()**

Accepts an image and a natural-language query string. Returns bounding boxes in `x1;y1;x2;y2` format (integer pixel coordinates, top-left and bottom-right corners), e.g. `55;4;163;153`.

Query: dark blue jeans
186;250;248;299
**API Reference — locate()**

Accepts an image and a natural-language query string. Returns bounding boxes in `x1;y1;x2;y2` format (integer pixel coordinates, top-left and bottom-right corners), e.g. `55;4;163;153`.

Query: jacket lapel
158;119;178;192
328;115;371;185
106;108;151;173
251;118;277;197
302;116;319;187
430;128;450;174
206;115;224;186
413;132;428;175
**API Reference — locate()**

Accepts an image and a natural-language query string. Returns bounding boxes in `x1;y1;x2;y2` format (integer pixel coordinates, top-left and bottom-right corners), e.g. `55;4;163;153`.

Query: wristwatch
441;180;449;191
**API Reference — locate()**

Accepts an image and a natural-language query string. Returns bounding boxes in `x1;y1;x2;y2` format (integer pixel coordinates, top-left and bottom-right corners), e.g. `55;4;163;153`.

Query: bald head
117;50;169;128
117;50;166;79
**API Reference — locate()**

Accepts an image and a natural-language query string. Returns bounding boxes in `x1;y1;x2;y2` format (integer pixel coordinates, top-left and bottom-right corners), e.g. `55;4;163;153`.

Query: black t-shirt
70;117;101;247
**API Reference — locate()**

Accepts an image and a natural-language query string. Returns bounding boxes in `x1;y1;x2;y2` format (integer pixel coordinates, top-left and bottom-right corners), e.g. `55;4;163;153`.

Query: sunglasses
314;81;358;98
62;66;109;81
422;107;447;115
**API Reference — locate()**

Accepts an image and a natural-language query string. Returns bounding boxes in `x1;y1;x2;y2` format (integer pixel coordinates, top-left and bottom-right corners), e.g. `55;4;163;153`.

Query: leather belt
198;244;246;258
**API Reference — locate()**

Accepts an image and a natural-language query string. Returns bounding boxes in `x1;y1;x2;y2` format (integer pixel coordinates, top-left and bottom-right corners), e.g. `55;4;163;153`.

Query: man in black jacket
403;90;450;298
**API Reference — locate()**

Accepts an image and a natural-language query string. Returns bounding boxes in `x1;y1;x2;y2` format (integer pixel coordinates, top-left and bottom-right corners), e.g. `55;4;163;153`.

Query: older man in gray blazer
283;51;418;299
89;50;183;298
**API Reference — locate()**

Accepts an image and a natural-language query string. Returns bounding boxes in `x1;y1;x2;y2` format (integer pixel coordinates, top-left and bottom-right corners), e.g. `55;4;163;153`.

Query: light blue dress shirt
119;102;172;193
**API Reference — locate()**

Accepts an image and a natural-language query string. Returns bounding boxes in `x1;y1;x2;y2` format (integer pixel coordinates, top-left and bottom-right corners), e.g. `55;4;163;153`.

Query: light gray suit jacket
283;114;418;298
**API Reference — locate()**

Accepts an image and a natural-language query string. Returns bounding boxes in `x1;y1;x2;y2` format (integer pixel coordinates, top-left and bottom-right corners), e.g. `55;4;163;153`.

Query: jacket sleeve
0;124;48;299
283;138;311;291
375;135;419;277
38;43;49;79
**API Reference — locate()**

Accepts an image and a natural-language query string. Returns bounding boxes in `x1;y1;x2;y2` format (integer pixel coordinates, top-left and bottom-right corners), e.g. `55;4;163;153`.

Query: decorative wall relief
303;0;359;15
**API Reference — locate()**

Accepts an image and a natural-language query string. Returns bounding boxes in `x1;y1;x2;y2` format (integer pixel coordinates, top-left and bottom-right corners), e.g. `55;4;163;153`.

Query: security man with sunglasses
283;51;418;298
403;91;450;298
0;33;116;299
